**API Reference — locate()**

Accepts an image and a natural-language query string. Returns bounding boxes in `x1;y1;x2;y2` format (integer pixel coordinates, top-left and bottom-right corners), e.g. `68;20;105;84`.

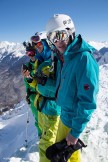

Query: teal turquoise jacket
56;35;99;138
37;58;61;116
34;40;61;116
25;41;61;116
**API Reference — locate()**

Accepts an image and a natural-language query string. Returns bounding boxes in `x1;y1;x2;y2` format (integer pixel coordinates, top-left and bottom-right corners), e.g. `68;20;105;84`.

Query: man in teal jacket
46;14;99;162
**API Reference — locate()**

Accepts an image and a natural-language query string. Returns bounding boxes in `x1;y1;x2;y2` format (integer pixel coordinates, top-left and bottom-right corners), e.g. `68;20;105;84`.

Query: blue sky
0;0;108;42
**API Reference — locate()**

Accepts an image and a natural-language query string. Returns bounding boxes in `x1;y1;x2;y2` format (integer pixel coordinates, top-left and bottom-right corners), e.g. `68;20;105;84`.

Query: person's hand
66;133;78;146
21;68;30;78
26;95;30;104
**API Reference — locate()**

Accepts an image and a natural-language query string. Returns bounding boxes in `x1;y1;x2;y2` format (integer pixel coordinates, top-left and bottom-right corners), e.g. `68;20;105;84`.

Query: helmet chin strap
71;34;74;41
67;34;74;46
66;28;75;42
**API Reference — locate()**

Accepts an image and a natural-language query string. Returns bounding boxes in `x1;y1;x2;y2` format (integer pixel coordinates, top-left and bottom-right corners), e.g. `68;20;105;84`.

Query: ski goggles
47;30;69;43
32;41;43;48
26;50;35;56
31;35;41;43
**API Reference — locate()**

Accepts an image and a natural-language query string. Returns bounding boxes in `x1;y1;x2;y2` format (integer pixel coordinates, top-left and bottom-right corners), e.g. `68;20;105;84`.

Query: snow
81;64;108;162
88;41;108;50
0;101;39;162
0;41;25;60
0;64;108;162
0;40;108;61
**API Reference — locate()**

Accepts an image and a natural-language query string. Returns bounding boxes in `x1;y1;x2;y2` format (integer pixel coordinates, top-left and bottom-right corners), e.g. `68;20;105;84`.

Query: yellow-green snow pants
56;119;81;162
38;111;43;132
39;113;60;162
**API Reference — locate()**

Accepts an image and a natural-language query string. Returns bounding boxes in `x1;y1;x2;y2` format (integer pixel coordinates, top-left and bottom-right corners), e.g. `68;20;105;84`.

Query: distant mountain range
88;41;108;50
0;41;108;110
0;42;29;110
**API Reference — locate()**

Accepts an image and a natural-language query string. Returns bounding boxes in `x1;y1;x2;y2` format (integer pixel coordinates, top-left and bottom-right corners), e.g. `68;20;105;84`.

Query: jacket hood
35;39;51;62
35;39;49;54
64;34;96;60
41;39;49;51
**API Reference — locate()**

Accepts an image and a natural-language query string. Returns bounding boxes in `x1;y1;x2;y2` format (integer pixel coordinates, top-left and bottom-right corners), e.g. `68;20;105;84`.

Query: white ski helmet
46;14;75;34
35;31;47;40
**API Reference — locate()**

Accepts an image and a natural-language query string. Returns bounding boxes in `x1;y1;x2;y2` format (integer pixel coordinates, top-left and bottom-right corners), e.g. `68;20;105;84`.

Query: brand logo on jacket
84;84;90;90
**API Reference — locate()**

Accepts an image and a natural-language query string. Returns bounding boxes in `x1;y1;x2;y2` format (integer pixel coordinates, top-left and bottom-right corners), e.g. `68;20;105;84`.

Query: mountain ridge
0;40;108;110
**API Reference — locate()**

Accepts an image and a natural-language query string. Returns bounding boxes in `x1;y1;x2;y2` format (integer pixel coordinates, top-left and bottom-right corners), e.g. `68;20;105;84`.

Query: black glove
46;138;87;162
26;95;30;104
22;64;28;71
34;72;47;86
23;41;35;51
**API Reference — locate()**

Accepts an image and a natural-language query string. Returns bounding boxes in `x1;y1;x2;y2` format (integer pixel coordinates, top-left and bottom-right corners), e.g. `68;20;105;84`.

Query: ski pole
25;107;29;148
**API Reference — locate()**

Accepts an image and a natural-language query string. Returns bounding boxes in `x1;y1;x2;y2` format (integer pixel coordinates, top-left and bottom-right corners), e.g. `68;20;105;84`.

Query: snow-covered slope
0;64;108;162
81;64;108;162
0;100;39;162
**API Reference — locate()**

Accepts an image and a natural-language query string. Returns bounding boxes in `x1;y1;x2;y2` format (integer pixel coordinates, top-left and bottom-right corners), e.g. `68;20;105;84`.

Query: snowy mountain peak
0;41;25;60
88;41;108;50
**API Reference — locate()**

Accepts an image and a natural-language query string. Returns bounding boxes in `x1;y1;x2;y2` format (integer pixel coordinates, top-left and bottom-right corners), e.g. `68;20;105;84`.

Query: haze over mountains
0;40;108;110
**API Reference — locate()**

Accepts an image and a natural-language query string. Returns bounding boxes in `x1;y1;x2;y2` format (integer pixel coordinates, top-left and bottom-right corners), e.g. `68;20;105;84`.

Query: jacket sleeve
30;60;38;78
24;77;30;95
70;52;99;138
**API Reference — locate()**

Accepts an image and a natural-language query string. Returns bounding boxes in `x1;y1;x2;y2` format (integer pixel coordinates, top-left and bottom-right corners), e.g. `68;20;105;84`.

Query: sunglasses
33;41;43;48
26;51;35;56
47;30;69;44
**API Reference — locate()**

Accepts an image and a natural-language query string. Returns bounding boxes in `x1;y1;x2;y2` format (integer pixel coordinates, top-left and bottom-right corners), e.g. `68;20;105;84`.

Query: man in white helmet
46;14;99;161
